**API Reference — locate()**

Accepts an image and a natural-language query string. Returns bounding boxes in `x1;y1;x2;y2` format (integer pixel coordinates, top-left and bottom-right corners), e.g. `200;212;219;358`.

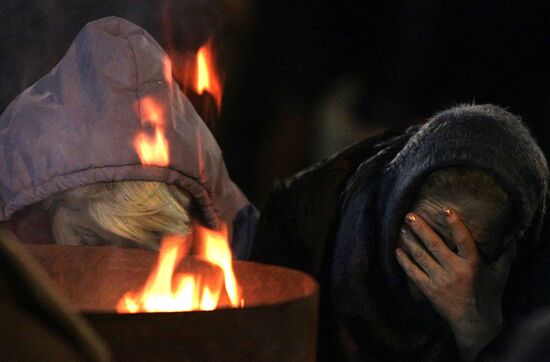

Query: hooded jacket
251;104;549;360
0;17;257;257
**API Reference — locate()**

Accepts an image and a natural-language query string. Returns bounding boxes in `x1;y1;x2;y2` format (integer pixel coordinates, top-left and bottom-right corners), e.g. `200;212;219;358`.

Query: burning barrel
26;244;319;362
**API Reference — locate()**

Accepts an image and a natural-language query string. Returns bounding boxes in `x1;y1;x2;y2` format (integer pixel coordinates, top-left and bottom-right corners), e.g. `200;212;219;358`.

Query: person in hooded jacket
251;104;549;361
0;17;258;258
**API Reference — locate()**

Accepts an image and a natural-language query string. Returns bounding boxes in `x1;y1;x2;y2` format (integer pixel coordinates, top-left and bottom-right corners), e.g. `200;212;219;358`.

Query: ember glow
134;97;170;167
116;225;242;313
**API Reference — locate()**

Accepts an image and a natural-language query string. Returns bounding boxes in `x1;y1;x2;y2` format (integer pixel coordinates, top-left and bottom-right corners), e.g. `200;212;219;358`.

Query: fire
117;225;242;313
195;41;223;111
134;97;169;167
168;39;223;115
195;224;241;307
163;56;173;88
125;53;240;314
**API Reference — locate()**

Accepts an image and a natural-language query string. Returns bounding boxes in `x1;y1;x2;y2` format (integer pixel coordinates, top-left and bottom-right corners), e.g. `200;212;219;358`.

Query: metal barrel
26;244;319;362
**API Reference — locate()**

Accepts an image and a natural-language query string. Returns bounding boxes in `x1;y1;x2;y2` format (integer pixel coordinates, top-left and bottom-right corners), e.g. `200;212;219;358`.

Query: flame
116;224;242;313
134;97;169;167
195;41;223;110
194;224;241;307
163;56;173;88
125;55;241;314
168;39;223;115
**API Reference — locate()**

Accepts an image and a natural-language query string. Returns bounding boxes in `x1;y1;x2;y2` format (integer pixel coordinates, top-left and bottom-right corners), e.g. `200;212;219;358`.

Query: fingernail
443;208;452;217
395;248;402;256
406;214;416;224
400;226;407;235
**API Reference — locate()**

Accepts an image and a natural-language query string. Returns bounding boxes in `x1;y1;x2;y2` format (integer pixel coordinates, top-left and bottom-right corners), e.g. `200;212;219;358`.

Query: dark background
2;0;549;205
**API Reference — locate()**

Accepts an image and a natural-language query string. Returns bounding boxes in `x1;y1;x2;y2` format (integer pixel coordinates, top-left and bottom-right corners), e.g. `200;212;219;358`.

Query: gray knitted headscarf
381;104;549;264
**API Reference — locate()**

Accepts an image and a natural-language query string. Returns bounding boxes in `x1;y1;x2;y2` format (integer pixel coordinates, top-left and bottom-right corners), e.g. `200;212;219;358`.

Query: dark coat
251;104;550;361
478;306;550;362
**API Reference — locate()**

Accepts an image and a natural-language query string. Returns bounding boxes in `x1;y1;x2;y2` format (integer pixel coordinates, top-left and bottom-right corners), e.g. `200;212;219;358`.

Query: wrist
451;316;504;361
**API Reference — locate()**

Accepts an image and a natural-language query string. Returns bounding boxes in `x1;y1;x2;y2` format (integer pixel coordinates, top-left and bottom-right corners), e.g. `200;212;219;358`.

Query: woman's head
48;181;192;250
398;167;514;302
0;17;253;242
385;104;548;260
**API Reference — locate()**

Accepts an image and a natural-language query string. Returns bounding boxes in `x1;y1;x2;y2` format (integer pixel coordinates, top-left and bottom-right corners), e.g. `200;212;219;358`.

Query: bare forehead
418;168;510;225
419;167;508;201
414;194;504;228
412;197;505;258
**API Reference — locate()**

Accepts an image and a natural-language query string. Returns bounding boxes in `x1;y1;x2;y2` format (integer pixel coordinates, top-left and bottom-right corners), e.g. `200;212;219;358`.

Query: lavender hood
0;17;255;254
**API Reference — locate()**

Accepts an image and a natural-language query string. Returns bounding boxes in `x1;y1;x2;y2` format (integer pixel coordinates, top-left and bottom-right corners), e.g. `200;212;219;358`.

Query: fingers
442;208;478;259
395;248;430;289
400;226;443;277
405;213;455;268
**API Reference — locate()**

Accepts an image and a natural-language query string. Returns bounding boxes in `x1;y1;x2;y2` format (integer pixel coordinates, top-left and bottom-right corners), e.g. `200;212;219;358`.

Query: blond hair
49;181;192;250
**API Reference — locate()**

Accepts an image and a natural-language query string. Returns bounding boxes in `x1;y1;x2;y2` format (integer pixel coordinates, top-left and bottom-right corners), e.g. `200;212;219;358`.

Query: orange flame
117;224;242;313
169;39;223;115
195;41;223;111
134;97;169;167
194;224;242;307
126;55;241;313
163;56;173;88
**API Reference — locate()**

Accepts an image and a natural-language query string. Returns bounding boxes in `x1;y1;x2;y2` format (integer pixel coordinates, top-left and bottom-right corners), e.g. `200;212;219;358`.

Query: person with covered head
0;16;257;258
251;104;549;361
